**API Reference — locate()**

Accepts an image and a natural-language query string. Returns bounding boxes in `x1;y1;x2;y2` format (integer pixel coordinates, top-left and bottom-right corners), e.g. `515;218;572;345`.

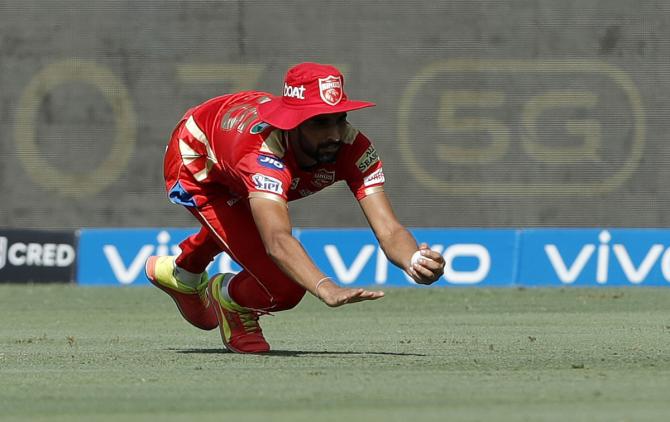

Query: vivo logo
102;231;240;285
324;243;491;285
103;231;181;284
545;230;670;284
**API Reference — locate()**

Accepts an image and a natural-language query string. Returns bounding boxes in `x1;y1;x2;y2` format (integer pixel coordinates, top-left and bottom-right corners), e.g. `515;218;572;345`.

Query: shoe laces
238;309;272;334
196;277;210;303
198;288;209;305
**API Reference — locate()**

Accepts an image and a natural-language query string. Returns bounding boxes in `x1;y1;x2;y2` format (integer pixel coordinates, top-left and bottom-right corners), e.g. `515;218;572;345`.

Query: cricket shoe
207;273;271;354
145;255;218;330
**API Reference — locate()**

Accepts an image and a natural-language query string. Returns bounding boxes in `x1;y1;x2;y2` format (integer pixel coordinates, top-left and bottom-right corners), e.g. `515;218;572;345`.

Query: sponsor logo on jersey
257;155;285;170
299;189;316;197
250;122;270;134
284;83;306;99
356;146;379;172
252;174;283;194
290;178;300;190
311;168;336;188
363;168;385;187
319;75;343;106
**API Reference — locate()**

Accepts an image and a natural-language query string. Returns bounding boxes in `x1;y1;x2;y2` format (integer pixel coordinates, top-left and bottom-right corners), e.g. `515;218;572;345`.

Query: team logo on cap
318;76;343;106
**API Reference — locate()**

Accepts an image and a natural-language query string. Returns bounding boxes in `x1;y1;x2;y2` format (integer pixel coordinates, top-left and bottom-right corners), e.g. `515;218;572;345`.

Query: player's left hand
316;281;385;307
407;243;445;285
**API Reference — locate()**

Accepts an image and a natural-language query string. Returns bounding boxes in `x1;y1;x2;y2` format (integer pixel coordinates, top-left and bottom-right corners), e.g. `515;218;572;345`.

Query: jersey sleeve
343;132;385;201
236;151;292;204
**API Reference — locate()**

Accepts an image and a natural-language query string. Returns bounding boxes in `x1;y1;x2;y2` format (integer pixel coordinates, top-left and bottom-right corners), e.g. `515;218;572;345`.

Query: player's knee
272;288;306;311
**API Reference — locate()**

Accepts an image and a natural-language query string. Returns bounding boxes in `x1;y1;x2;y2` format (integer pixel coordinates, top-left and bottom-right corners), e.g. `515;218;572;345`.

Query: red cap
257;62;375;130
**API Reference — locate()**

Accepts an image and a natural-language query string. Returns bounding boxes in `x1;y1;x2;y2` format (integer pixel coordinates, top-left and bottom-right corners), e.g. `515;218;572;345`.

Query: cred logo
0;236;75;270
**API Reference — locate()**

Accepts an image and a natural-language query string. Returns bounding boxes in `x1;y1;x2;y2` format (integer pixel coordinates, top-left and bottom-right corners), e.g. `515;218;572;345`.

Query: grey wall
1;0;669;228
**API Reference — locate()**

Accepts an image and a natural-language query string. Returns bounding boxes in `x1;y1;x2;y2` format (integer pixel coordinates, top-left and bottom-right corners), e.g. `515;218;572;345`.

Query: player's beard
298;131;341;165
315;142;341;164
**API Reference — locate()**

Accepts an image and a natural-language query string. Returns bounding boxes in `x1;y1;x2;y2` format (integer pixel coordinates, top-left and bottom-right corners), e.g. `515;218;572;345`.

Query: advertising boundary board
0;228;78;283
75;227;670;287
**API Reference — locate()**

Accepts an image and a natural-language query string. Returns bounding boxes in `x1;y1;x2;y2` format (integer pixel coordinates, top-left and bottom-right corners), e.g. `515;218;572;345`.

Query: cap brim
258;97;375;130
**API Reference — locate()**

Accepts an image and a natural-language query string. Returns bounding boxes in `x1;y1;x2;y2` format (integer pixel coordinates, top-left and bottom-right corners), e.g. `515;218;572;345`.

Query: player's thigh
191;196;294;285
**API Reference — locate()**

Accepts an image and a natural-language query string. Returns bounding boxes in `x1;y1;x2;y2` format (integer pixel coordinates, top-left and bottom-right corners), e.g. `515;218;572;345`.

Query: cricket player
145;62;445;353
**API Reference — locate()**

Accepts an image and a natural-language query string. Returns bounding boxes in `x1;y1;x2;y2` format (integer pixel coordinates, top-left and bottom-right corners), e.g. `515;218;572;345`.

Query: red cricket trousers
162;120;306;312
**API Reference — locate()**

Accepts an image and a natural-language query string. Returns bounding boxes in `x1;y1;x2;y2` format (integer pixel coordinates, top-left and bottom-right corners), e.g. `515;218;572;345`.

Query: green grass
1;285;669;422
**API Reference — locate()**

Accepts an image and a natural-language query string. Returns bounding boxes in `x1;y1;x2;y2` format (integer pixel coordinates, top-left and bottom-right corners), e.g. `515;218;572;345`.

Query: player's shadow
171;348;426;357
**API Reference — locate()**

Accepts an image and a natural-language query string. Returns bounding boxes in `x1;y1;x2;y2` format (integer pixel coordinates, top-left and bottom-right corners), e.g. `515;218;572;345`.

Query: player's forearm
265;233;385;307
263;232;325;295
377;226;418;272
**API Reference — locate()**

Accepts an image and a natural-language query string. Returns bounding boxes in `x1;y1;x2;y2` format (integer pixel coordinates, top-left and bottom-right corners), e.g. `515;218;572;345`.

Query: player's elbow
377;223;407;248
263;232;294;264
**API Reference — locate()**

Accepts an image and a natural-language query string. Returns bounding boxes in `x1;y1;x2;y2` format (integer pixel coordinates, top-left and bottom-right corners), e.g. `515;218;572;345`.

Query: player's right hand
316;281;384;307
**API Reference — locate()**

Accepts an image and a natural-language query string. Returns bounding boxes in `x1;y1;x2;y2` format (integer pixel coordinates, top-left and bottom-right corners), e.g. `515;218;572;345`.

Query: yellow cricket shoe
144;255;218;330
207;273;271;354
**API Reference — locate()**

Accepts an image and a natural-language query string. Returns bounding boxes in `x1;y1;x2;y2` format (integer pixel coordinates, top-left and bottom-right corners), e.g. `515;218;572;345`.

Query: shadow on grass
171;348;426;357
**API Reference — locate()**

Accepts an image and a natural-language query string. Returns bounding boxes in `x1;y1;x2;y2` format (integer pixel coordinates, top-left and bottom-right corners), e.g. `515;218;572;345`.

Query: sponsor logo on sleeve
257;155;285;170
252;173;284;194
356;146;379;172
363;168;385;187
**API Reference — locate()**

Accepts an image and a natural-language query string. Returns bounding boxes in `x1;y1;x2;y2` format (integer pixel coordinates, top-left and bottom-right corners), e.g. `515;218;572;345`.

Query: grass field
1;285;669;422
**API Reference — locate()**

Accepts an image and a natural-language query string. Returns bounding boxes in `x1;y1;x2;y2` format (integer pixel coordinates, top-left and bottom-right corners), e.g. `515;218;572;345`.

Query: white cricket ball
411;250;434;267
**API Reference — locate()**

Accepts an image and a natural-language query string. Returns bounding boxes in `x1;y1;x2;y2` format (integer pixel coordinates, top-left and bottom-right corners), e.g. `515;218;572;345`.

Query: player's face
295;112;348;165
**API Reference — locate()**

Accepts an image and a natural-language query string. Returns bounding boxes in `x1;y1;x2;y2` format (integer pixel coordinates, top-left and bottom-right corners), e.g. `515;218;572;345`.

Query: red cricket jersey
172;91;385;206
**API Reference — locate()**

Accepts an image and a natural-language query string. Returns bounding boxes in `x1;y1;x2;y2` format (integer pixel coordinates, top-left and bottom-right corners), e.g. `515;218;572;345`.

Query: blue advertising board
77;227;519;287
298;228;519;287
76;227;670;287
77;228;243;286
518;229;670;286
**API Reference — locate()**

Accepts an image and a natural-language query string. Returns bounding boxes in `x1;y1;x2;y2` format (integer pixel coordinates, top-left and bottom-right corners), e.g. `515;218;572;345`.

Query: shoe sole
145;256;218;331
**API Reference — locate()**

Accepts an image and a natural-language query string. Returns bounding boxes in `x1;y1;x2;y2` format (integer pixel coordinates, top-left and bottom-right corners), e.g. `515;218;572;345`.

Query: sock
225;272;276;310
219;274;236;303
173;264;203;289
